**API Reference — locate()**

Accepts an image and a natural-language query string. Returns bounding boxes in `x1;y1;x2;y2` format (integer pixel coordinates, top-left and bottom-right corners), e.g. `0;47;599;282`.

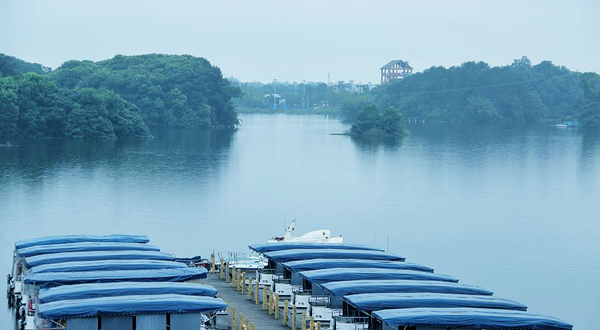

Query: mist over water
1;114;599;329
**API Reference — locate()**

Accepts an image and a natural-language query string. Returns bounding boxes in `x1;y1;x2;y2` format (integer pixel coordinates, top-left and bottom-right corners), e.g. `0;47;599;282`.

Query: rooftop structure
380;60;413;84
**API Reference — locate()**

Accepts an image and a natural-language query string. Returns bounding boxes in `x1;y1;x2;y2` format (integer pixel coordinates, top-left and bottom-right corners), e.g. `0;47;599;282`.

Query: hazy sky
1;0;599;83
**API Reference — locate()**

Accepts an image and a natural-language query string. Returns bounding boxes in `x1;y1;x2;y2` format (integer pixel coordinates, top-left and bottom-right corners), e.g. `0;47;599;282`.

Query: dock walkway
205;273;289;330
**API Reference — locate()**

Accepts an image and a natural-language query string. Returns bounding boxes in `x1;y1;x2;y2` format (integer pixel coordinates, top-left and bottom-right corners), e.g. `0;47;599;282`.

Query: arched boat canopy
18;242;160;258
344;293;527;312
15;234;149;250
282;259;433;273
38;294;227;319
299;268;458;284
39;282;218;304
372;307;573;330
249;243;383;254
320;280;493;296
24;267;207;287
29;259;187;274
24;250;174;268
263;249;405;263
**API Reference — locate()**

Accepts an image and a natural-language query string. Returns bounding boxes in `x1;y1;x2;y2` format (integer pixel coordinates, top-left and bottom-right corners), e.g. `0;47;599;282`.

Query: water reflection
0;128;236;187
349;134;403;153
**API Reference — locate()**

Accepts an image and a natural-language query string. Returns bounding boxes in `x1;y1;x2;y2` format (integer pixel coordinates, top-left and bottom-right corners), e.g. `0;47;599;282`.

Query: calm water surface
1;114;599;329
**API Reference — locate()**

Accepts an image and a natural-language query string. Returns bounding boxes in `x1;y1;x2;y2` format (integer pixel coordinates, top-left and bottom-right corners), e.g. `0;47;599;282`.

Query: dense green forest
373;57;600;127
1;54;599;140
0;53;241;139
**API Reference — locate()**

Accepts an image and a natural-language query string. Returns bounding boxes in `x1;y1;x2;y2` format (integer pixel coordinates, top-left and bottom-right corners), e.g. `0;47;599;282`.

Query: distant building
380;60;413;84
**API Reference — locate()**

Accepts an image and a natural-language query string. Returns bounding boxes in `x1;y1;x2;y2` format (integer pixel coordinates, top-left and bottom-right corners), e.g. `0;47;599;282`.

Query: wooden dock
205;272;294;330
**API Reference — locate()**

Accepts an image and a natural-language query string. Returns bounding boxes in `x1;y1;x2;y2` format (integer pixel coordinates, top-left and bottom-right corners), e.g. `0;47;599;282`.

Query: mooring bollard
292;304;297;330
245;318;249;330
239;312;244;330
283;300;289;326
316;322;321;330
309;316;314;330
251;322;256;330
231;306;237;330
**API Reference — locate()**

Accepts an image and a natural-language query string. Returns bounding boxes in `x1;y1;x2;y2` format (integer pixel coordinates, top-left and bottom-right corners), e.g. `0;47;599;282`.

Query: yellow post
220;258;224;279
275;294;280;320
301;312;306;330
248;277;253;300
237;271;242;291
292;304;297;330
309;316;314;330
251;323;256;330
283;300;289;326
231;266;236;286
262;287;267;310
231;306;237;330
245;319;249;330
268;290;273;314
316;322;321;330
241;272;246;295
255;281;260;304
210;252;215;273
225;262;230;282
239;312;244;330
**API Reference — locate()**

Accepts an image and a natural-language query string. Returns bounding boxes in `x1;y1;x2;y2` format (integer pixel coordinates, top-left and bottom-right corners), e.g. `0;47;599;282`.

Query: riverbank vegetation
0;54;240;139
374;57;600;127
2;54;600;140
348;104;408;139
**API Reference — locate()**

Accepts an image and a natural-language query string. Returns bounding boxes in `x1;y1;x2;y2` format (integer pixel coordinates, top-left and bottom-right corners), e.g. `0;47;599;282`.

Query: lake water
1;114;599;329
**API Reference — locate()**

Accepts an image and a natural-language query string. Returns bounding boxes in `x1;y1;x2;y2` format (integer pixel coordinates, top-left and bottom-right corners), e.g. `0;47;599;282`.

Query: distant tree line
0;54;241;139
370;57;600;127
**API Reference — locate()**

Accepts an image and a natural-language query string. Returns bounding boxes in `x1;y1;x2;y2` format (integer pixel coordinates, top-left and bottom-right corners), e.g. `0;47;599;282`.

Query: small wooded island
1;54;600;140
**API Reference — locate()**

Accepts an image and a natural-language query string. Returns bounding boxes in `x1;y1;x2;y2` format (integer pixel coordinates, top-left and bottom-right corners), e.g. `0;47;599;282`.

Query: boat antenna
371;229;378;246
386;236;390;253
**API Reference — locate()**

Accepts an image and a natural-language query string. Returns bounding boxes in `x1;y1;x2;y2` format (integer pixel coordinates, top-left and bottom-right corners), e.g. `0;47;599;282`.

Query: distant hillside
0;54;51;77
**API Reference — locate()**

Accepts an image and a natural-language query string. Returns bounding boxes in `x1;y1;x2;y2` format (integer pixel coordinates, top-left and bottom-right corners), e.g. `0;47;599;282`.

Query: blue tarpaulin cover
24;267;208;287
39;282;218;303
299;268;457;284
249;243;383;254
282;259;433;273
263;249;405;263
18;242;160;258
344;293;527;312
372;307;573;330
29;260;187;274
24;250;174;268
321;280;493;296
38;294;227;319
15;235;149;250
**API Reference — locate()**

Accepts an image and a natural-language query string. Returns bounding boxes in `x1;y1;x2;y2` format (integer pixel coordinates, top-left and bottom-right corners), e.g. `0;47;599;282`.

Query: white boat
268;220;343;243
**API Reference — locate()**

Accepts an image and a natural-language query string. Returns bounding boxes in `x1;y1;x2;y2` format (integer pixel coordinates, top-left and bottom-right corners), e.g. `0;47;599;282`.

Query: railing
293;287;312;295
334;316;369;324
309;295;331;306
273;277;291;284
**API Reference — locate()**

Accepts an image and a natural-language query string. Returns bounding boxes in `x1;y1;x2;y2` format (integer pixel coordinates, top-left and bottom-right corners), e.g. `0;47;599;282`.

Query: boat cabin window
66;317;98;330
136;314;166;330
101;315;133;330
